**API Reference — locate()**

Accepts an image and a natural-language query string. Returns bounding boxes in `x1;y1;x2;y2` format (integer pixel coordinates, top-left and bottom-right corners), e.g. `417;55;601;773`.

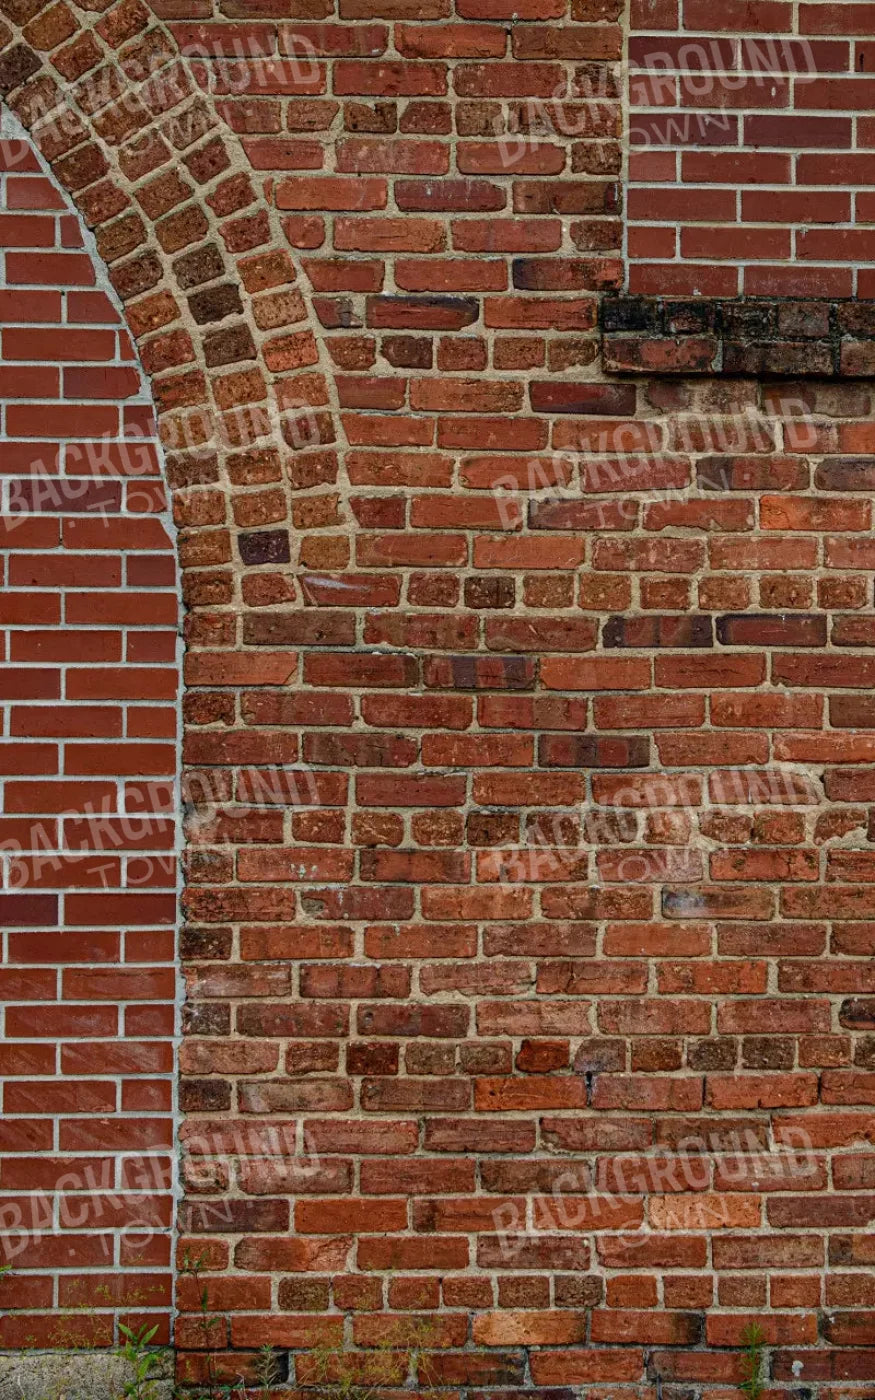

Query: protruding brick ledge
601;296;875;377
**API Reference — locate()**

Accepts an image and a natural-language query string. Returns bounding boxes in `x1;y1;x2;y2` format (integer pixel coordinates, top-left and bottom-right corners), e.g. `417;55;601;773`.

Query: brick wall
0;123;178;1343
628;0;875;297
1;0;875;1388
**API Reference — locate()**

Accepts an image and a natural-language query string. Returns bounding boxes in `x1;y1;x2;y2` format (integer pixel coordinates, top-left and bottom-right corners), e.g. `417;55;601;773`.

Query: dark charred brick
689;1039;737;1072
665;299;719;334
854;1037;875;1068
180;926;232;960
840;999;875;1030
203;322;257;369
464;576;515;610
722;339;835;377
180;1078;231;1112
742;1036;794;1069
238;530;291;566
601;296;661;333
0;41;40;93
836;301;875;337
777;299;831;338
720;301;776;338
380;334;433;368
187;282;244;325
603;615;714;648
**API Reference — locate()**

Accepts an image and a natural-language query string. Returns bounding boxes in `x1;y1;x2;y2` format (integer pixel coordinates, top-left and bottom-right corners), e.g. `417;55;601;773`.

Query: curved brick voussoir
0;0;344;610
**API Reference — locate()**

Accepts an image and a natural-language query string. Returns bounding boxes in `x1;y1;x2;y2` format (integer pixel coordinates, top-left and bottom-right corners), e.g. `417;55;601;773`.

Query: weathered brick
2;1;874;1376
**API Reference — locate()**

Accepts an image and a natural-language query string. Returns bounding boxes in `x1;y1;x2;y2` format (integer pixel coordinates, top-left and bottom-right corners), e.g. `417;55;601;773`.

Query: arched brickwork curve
0;0;345;595
0;0;345;1351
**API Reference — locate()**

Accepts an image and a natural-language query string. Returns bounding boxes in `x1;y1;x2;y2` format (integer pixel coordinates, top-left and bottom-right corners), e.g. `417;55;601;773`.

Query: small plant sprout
304;1316;439;1400
255;1345;281;1399
119;1322;163;1400
740;1322;767;1400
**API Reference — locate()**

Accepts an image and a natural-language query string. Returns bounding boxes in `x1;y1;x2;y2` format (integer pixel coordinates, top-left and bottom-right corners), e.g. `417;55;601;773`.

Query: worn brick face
1;0;875;1389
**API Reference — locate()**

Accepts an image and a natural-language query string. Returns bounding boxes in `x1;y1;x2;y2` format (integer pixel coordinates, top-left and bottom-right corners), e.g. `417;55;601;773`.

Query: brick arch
0;0;344;591
0;0;344;1353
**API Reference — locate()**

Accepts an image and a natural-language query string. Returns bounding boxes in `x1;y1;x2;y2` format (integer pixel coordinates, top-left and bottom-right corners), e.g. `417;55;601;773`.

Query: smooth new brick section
628;0;875;296
0;133;178;1344
0;0;874;1389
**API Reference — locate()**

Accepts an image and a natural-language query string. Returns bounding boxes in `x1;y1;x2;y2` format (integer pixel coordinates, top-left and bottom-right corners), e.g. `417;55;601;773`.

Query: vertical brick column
0;125;179;1346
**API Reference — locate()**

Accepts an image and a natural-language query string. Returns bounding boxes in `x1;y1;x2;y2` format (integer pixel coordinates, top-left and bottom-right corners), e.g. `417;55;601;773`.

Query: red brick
1;7;872;1369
